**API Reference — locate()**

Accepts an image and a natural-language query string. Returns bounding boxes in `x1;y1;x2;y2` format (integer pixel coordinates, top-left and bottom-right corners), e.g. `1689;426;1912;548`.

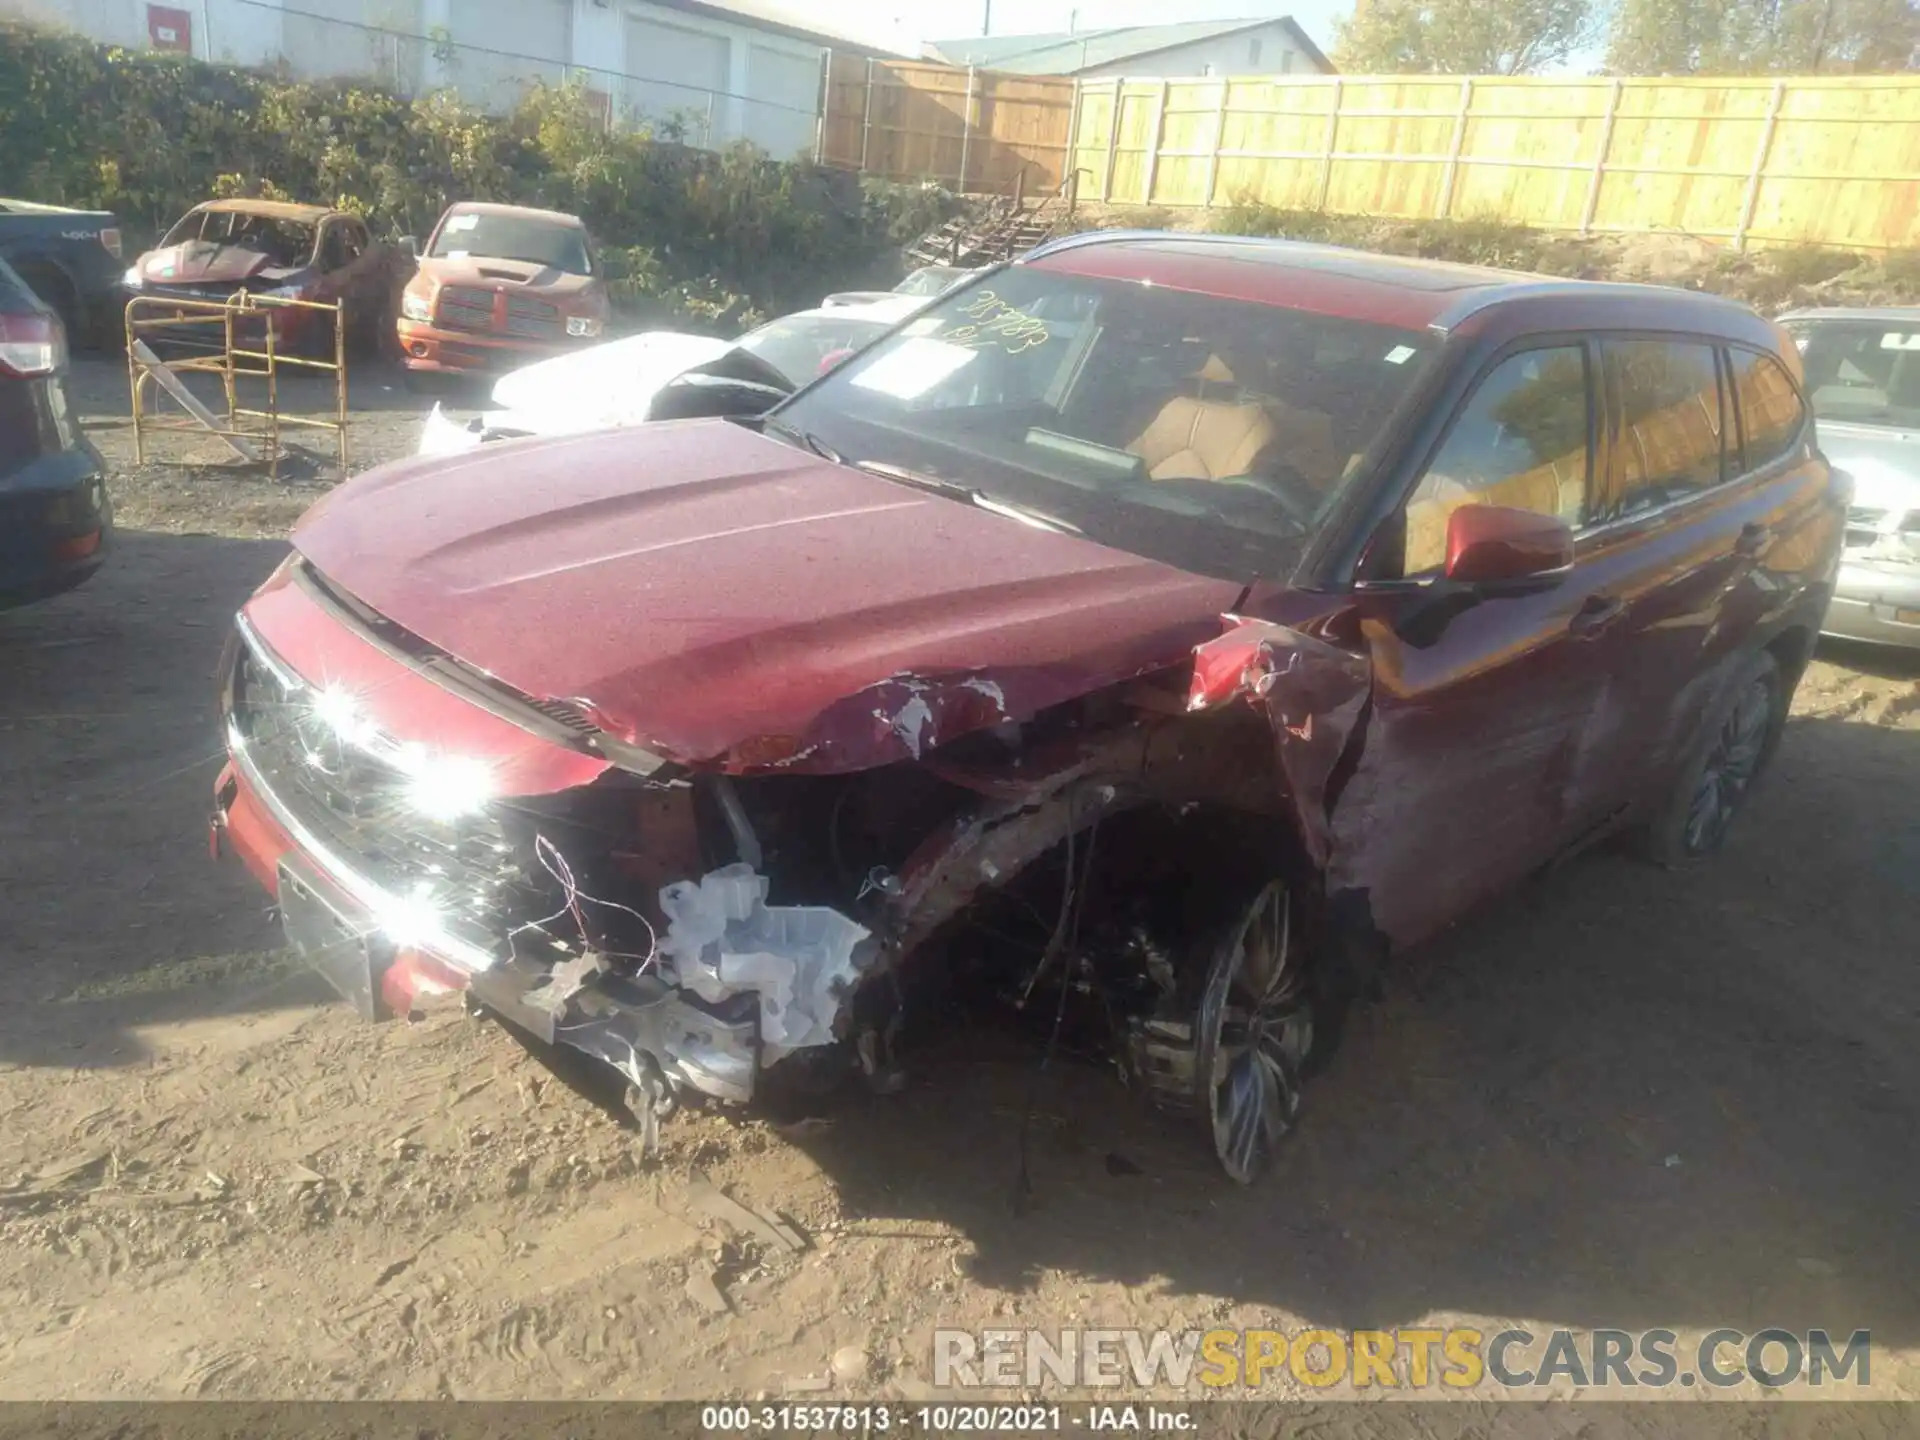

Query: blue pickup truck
0;199;126;347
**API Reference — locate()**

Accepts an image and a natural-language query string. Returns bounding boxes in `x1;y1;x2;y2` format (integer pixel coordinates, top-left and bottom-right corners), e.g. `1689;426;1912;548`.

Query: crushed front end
210;557;874;1114
209;549;1380;1183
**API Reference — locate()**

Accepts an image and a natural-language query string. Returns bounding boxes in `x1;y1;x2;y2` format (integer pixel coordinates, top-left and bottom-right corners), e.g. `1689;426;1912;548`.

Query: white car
417;295;928;456
822;263;979;309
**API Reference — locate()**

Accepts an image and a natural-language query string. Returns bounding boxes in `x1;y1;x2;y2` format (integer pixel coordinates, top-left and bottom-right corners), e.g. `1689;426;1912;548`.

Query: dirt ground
1;357;1916;1404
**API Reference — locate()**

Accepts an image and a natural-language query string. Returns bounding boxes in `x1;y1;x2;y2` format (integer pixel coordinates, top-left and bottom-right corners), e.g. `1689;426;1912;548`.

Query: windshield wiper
848;458;967;496
850;460;1080;534
757;416;841;463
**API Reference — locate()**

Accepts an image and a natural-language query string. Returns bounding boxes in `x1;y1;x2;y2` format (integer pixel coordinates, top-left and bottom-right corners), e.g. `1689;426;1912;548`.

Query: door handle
1736;522;1773;556
1568;594;1626;638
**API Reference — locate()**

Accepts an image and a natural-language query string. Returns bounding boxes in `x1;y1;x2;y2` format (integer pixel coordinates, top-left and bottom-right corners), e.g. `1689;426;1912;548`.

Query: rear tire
1635;649;1785;867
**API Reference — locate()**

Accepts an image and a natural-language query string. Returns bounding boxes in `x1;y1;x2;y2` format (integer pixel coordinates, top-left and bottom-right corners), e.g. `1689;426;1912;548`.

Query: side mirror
399;236;420;258
1444;504;1574;588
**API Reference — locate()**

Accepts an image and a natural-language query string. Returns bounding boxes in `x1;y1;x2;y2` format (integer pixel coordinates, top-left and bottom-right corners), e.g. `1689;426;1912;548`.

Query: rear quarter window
1730;348;1808;471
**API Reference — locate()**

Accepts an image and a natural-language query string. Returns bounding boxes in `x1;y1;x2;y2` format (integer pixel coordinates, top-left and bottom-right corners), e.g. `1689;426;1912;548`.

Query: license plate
1895;608;1920;625
278;863;380;1020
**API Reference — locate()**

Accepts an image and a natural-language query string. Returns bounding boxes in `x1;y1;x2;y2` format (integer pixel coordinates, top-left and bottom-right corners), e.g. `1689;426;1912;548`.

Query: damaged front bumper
214;739;764;1102
212;611;866;1109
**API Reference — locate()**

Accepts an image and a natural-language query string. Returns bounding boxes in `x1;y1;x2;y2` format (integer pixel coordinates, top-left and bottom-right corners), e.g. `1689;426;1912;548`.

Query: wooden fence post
1102;78;1122;202
859;57;876;173
813;49;830;163
1317;78;1343;210
1580;79;1622;235
1061;77;1083;197
1141;79;1169;204
1735;80;1787;252
958;66;978;192
1436;76;1473;220
1202;78;1230;207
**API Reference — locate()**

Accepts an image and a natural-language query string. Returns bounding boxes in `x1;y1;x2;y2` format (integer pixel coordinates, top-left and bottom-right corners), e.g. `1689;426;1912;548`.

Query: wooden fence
819;57;1076;197
822;62;1920;250
1067;74;1920;249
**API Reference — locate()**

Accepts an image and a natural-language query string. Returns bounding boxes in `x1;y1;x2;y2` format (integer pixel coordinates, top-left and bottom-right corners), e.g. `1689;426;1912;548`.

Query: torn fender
1187;616;1371;872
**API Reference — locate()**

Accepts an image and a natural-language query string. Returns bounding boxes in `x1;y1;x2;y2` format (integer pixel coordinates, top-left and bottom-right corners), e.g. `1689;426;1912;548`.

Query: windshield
771;264;1437;581
737;313;892;388
163;209;316;267
1788;319;1920;429
430;211;591;275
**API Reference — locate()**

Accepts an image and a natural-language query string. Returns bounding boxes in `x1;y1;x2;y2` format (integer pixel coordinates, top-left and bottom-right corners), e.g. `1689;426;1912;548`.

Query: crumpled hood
487;331;737;430
290;420;1240;772
135;241;294;286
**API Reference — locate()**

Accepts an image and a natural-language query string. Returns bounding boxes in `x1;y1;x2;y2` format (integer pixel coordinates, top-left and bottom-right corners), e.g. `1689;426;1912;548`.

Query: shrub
0;18;926;329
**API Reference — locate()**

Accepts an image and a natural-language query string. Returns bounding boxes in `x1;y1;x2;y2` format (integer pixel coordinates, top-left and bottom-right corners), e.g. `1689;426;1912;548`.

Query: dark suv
0;255;109;609
212;234;1842;1182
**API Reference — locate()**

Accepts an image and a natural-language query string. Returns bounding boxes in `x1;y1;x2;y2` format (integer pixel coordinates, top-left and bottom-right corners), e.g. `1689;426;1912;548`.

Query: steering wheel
1211;463;1323;529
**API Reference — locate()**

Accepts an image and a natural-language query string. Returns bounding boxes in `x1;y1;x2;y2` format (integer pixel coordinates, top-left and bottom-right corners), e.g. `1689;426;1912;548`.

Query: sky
784;0;1353;58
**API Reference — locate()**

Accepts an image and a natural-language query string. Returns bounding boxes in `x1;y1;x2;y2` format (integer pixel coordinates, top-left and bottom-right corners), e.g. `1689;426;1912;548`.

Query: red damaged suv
212;234;1843;1181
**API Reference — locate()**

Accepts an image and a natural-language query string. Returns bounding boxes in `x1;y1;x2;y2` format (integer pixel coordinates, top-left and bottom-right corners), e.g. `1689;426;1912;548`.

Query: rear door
1585;336;1826;807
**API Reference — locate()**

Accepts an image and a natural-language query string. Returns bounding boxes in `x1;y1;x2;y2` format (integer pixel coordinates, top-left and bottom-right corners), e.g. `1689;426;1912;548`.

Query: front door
1325;341;1628;948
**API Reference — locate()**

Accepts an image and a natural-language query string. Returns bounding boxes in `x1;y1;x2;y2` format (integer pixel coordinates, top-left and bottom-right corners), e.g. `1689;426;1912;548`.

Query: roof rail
1021;229;1343;263
1020;228;1170;261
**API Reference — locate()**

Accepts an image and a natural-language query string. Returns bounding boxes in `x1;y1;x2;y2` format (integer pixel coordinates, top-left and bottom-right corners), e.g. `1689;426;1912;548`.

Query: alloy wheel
1682;673;1775;855
1197;879;1313;1184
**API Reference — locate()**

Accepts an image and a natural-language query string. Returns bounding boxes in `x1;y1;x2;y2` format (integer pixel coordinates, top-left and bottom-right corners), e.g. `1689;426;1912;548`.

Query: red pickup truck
396;202;610;383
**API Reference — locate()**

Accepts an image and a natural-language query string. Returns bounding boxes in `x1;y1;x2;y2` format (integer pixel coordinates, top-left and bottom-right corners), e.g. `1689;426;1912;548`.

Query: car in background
416;294;926;456
124;199;391;356
0;198;125;348
397;203;609;385
821;263;977;309
0;255;110;609
1780;306;1920;649
213;235;1840;1184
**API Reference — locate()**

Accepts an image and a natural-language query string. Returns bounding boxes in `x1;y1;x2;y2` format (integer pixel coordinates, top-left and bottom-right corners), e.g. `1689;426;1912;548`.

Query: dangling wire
1013;786;1103;1212
506;832;659;974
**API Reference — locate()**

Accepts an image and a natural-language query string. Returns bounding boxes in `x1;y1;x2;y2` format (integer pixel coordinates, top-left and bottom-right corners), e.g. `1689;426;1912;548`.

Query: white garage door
624;16;729;141
744;43;821;157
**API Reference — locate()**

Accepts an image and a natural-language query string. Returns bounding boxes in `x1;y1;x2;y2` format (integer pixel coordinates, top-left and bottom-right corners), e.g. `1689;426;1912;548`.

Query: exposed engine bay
217;564;1380;1181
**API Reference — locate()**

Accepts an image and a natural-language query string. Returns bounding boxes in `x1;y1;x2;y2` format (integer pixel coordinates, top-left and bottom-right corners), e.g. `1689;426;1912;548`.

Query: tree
1604;0;1919;72
1332;0;1600;73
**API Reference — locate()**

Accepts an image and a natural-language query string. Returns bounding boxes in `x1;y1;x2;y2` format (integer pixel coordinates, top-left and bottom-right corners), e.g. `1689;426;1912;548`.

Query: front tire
1637;649;1785;866
1131;877;1314;1184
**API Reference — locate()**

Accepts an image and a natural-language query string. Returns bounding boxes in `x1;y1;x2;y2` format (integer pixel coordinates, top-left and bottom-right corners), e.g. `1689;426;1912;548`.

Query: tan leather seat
1129;354;1279;482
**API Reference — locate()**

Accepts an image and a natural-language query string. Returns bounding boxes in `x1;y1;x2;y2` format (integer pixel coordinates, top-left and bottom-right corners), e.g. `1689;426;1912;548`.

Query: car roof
1776;305;1920;324
196;199;334;223
1023;232;1774;343
441;201;585;228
